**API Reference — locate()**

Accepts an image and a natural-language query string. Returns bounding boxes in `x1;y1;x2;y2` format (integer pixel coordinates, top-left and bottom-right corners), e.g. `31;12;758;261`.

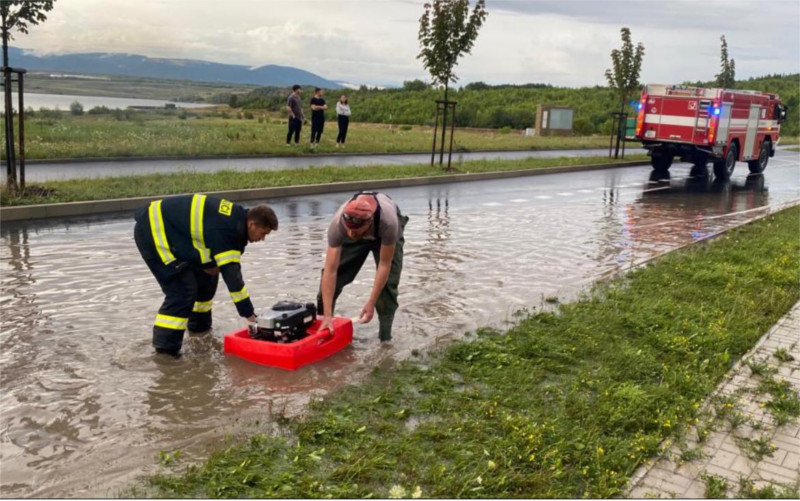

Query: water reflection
627;172;770;250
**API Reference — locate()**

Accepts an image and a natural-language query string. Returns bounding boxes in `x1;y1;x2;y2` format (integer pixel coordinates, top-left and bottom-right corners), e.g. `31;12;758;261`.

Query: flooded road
1;151;798;497
24;147;618;182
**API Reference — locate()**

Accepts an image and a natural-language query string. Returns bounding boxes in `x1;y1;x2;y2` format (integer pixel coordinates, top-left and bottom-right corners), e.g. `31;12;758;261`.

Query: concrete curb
0;160;648;223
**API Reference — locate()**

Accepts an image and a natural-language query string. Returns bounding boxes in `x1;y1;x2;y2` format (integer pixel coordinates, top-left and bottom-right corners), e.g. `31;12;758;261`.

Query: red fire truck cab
633;84;786;178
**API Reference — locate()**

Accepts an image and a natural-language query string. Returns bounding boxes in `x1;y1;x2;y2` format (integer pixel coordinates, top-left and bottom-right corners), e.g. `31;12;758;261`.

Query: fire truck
631;84;787;178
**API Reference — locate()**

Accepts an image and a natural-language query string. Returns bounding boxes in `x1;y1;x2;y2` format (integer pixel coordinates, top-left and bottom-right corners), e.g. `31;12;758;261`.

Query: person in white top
335;95;351;148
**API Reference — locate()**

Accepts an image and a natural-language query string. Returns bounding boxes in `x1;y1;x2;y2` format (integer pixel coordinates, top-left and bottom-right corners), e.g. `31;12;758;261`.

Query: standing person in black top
335;94;351;148
133;194;279;356
309;87;328;147
286;85;304;145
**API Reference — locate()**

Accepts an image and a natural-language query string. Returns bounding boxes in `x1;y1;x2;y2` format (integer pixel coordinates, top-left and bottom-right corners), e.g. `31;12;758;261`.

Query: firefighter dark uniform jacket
135;194;255;322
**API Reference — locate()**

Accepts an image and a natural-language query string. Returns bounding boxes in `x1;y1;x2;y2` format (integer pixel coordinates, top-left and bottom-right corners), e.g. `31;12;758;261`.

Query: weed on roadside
702;473;730;498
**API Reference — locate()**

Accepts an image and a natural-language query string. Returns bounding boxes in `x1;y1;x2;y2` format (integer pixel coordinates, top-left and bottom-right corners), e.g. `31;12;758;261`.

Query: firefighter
133;194;278;356
317;191;408;342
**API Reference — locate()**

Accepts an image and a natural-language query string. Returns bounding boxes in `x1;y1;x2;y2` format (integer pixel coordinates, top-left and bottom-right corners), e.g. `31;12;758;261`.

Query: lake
8;92;216;111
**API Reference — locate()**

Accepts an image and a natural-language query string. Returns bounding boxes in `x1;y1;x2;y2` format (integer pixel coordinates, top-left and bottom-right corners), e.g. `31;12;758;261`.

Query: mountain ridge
7;47;343;89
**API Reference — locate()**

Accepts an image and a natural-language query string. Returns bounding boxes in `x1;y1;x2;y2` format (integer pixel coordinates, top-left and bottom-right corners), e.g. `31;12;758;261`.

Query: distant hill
7;47;342;89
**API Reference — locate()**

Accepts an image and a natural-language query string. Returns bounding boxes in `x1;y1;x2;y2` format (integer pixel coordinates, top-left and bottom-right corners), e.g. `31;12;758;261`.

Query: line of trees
221;71;798;137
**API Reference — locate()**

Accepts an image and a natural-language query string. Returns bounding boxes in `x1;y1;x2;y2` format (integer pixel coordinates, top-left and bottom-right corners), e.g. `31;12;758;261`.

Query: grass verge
146;206;800;498
14;111;613;160
0;154;646;207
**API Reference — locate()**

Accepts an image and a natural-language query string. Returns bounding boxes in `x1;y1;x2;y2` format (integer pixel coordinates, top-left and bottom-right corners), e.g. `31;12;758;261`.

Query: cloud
12;0;800;87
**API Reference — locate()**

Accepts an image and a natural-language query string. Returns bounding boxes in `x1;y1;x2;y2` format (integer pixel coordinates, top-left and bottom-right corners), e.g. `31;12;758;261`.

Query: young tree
605;27;645;115
715;35;736;88
1;0;55;191
418;0;487;168
418;0;487;102
605;27;644;159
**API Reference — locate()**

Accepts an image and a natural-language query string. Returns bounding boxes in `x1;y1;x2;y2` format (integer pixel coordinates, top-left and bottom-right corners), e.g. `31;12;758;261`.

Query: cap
342;195;378;228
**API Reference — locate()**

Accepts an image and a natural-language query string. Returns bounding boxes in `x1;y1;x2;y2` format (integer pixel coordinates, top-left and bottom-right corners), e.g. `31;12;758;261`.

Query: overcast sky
14;0;800;87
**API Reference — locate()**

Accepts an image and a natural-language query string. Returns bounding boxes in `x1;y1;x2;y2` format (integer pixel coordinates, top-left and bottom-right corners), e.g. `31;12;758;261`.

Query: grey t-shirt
327;193;400;247
287;94;304;120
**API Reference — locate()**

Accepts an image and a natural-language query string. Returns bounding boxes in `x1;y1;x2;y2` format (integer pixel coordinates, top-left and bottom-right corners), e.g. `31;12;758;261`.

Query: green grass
0;154;646;206
144;206;800;498
14;110;611;160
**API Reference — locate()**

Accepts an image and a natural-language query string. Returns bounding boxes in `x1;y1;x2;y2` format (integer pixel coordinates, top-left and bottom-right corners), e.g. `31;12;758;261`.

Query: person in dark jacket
134;194;278;356
309;87;328;147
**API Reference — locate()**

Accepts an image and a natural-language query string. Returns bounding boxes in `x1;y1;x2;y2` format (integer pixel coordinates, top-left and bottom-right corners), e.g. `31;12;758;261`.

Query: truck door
658;97;695;142
743;105;761;160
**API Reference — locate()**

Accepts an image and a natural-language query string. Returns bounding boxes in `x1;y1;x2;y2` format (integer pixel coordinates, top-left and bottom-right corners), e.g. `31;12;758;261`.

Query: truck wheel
651;153;673;171
713;143;737;179
747;141;769;173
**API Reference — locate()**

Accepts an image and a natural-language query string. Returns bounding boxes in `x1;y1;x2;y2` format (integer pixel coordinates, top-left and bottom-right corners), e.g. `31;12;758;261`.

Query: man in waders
318;192;408;342
134;194;278;356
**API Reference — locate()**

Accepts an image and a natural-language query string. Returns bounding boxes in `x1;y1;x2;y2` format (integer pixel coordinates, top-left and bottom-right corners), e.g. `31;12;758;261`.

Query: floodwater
10;92;215;112
1;153;798;497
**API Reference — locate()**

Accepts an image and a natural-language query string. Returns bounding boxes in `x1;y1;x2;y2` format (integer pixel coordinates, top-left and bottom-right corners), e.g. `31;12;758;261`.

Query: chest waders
317;192;408;341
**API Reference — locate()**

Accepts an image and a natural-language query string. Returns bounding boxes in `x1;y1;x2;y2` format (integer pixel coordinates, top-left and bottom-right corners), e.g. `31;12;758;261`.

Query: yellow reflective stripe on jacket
148;200;176;265
190;194;212;264
230;286;249;303
192;300;213;313
214;250;242;267
154;313;188;330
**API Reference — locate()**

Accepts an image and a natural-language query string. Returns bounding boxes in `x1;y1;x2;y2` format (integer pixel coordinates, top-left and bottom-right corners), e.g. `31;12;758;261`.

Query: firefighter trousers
317;214;408;341
134;221;219;354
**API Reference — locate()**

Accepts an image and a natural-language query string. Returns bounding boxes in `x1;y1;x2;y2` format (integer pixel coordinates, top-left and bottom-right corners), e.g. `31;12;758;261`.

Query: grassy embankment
0;154;646;207
145;206;800;498
17;110;609;160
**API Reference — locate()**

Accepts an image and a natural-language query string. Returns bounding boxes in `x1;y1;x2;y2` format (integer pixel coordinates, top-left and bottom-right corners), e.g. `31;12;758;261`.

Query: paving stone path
627;301;800;498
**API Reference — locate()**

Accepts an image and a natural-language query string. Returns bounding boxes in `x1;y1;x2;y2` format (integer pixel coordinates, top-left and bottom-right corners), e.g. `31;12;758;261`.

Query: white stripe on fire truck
643;115;696;127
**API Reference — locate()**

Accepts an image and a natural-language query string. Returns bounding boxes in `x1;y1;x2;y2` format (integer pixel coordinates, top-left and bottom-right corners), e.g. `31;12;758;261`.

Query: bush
499;126;513;134
244;111;254;119
257;116;265;124
111;108;135;121
88;106;112;115
399;124;412;131
38;107;62;120
70;101;84;116
573;117;595;136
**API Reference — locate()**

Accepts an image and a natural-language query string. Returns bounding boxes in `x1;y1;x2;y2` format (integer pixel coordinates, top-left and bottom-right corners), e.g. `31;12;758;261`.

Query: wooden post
430;102;440;166
17;70;24;191
446;102;457;171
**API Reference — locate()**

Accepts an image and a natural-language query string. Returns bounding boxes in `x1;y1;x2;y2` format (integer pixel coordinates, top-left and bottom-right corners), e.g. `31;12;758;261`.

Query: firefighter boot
153;326;184;357
188;310;212;333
